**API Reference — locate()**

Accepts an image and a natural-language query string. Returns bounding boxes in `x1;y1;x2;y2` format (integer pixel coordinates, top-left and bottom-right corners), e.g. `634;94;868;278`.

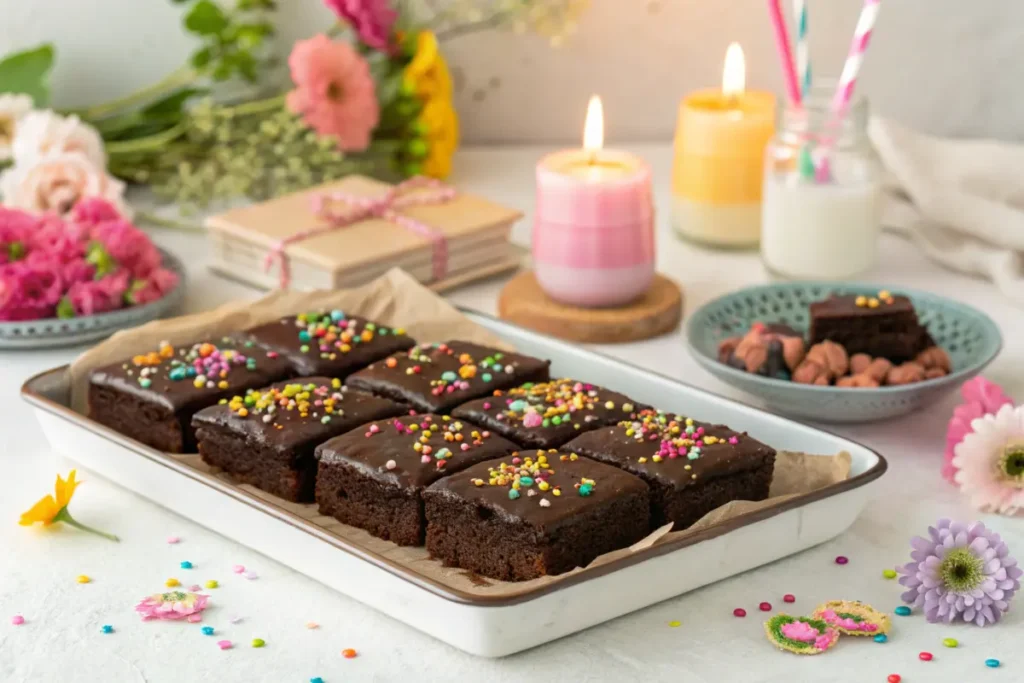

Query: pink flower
944;377;1014;483
324;0;397;52
952;404;1024;515
0;257;64;320
286;34;380;152
71;197;123;227
126;268;179;306
67;270;129;316
135;591;209;622
89;218;162;278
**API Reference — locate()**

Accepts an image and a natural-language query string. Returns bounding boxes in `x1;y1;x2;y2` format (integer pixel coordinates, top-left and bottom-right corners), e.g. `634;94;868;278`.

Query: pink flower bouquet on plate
0;198;178;321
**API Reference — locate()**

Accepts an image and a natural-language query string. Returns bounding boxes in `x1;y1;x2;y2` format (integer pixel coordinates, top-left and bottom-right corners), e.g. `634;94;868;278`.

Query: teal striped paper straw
793;0;815;180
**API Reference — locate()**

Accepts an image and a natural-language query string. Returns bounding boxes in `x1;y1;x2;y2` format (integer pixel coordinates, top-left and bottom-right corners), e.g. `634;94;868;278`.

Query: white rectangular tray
21;310;886;657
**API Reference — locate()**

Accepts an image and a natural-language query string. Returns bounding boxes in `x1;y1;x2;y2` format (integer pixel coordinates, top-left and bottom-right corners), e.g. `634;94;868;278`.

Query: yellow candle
671;43;776;248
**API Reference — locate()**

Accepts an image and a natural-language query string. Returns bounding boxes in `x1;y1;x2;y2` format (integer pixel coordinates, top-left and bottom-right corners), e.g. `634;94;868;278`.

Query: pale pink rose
12;111;106;168
0;94;34;162
0;152;130;219
943;377;1014;483
286;34;379;152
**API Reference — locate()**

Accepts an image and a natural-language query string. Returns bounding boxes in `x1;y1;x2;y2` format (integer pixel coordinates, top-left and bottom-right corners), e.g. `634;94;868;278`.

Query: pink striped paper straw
815;0;882;181
766;0;802;107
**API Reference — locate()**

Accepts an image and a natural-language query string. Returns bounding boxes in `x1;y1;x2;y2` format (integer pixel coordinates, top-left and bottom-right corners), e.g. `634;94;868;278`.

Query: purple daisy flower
897;519;1021;626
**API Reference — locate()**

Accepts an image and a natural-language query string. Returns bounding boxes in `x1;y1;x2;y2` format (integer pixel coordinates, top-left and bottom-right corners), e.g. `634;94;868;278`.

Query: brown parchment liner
67;268;852;596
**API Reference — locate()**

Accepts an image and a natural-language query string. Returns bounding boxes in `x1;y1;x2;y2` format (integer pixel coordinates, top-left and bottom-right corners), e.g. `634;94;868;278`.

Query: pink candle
533;97;655;308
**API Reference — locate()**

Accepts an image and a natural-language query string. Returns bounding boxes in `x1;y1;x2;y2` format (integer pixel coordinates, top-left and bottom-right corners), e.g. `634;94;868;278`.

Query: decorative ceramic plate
0;248;186;350
686;282;1002;423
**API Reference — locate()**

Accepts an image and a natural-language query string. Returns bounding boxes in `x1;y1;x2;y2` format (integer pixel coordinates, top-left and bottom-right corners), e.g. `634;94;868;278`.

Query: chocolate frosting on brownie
810;293;915;319
426;450;648;533
563;409;775;490
451;378;647;449
89;337;292;414
345;340;551;413
192;377;406;454
246;311;415;378
315;414;518;488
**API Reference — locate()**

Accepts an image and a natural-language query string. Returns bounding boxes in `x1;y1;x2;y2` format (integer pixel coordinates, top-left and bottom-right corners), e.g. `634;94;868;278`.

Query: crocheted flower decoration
944;377;1014;484
812;600;891;636
763;614;839;655
897;518;1021;626
286;34;379;152
952;403;1024;514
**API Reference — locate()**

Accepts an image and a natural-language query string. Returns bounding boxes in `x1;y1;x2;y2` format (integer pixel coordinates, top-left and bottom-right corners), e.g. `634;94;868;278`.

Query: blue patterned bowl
686;282;1002;423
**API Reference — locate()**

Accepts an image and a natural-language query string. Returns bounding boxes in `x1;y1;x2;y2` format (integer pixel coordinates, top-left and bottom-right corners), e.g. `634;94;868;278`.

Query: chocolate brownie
345;341;551;414
246;311;416;378
451;378;647;449
564;409;775;530
192;377;406;502
88;338;292;453
314;414;518;545
809;292;928;362
423;450;650;581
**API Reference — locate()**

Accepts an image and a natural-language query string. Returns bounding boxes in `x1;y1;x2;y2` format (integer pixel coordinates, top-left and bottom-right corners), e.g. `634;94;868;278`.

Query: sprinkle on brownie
221;378;347;425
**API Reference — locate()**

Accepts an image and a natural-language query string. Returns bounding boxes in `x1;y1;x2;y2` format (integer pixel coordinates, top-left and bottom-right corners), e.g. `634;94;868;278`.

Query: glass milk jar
760;90;883;279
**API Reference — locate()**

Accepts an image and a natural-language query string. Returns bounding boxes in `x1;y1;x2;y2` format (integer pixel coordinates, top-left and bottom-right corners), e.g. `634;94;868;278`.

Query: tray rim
21;317;887;608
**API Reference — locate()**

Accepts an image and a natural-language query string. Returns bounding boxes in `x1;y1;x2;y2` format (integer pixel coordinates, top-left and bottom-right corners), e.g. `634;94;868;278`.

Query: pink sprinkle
483;402;491;410
759;602;772;612
245;571;258;580
217;639;233;650
369;424;380;434
420;455;431;464
232;565;245;574
783;594;796;603
267;351;279;358
728;436;739;445
835;555;849;565
187;613;203;623
733;608;746;618
11;615;25;625
460;443;470;451
167;535;180;544
190;584;202;592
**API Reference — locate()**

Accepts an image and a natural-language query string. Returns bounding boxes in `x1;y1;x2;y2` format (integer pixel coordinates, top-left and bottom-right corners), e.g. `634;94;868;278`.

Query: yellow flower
404;31;459;179
19;470;118;541
404;32;452;100
420;98;459;180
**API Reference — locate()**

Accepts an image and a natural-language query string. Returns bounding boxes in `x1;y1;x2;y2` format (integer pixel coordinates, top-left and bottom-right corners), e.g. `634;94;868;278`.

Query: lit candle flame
722;42;745;99
583;95;604;153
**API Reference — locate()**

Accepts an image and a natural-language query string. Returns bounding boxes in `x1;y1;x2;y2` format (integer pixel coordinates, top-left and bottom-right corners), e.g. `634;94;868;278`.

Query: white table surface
2;144;1022;683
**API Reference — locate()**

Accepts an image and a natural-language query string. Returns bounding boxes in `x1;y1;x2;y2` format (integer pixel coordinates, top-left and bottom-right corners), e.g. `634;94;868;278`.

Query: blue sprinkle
519;476;534;486
168;367;187;381
201;626;215;636
101;624;113;634
508;400;528;412
298;330;311;342
311;678;325;683
180;561;193;569
482;373;492;382
873;634;887;643
894;606;911;616
186;367;198;378
579;484;593;497
441;371;457;382
508;489;520;500
985;659;1000;668
330;310;344;322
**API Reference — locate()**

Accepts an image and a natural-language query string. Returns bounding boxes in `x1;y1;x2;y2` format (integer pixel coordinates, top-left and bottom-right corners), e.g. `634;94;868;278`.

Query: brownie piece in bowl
88;338;292;453
423;450;650;581
246;311;415;379
809;292;928;363
314;414;518;545
564;409;775;530
451;378;647;449
192;377;406;502
346;340;550;414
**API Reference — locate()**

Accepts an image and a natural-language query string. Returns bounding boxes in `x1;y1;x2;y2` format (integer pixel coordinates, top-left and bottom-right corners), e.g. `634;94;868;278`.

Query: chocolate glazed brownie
315;414;519;545
192;378;406;502
564;409;775;530
809;293;929;362
346;340;551;414
88;338;292;453
246;311;416;379
423;450;650;581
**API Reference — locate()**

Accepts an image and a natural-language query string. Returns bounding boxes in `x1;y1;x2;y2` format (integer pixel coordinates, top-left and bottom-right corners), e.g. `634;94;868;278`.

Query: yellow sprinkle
76;575;91;584
193;379;205;388
652;455;663;463
668;620;681;628
882;569;897;579
552;489;561;497
205;580;218;589
251;638;265;648
855;295;868;307
868;297;880;308
165;578;180;587
638;457;647;463
878;290;891;299
604;401;615;409
538;481;550;491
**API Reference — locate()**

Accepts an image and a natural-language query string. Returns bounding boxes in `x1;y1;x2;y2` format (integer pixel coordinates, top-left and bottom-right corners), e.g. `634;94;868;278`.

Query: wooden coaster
498;271;683;343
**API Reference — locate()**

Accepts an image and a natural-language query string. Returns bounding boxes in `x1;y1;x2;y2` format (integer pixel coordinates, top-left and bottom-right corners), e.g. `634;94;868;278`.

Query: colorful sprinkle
942;638;958;648
180;561;193;570
759;602;772;612
244;571;258;580
306;622;319;629
311;678;324;683
229;616;243;624
202;626;215;636
167;535;180;544
874;634;888;643
205;580;218;589
217;640;233;650
887;676;901;683
10;615;24;625
882;569;897;579
985;659;1000;668
101;625;113;634
783;594;795;603
894;606;911;617
835;556;849;565
76;575;91;584
668;620;681;628
232;565;245;573
189;584;202;592
165;578;180;587
252;638;265;648
342;648;357;659
733;608;746;618
920;651;933;661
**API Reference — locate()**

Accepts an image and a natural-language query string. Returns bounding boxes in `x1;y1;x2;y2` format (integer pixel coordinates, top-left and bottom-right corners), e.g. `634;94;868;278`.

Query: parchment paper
67;267;853;596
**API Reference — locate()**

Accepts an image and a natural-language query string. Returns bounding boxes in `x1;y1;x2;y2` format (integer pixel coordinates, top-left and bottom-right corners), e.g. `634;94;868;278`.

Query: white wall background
1;0;1021;144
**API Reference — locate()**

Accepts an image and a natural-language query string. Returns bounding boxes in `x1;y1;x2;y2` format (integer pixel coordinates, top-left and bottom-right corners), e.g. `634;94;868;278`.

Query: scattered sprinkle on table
230;616;243;624
232;565;245;574
985;658;1000;668
733;608;746;618
835;556;849;565
783;594;795;603
943;638;958;648
759;602;772;612
252;638;265;648
306;622;319;629
668;620;681;628
10;615;24;625
883;569;897;579
244;571;258;580
874;634;888;643
101;625;114;634
919;651;933;661
887;675;901;683
311;678;324;683
180;561;193;570
217;640;232;650
202;626;215;636
205;580;218;589
342;648;357;659
167;535;180;544
76;575;91;584
894;606;911;617
165;578;180;588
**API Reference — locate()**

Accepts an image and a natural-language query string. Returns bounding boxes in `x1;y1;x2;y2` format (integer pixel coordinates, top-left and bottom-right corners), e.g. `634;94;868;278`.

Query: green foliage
184;1;229;35
182;0;275;83
0;44;55;105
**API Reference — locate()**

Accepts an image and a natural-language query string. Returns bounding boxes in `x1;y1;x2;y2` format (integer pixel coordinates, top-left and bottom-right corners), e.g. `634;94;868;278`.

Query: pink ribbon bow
264;176;457;289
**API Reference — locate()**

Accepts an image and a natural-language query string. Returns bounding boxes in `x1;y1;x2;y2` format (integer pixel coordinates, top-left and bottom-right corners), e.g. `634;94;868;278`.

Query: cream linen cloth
869;116;1024;305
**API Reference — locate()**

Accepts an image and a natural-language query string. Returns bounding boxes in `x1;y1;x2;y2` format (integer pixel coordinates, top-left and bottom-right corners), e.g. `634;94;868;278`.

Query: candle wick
587;150;598;166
